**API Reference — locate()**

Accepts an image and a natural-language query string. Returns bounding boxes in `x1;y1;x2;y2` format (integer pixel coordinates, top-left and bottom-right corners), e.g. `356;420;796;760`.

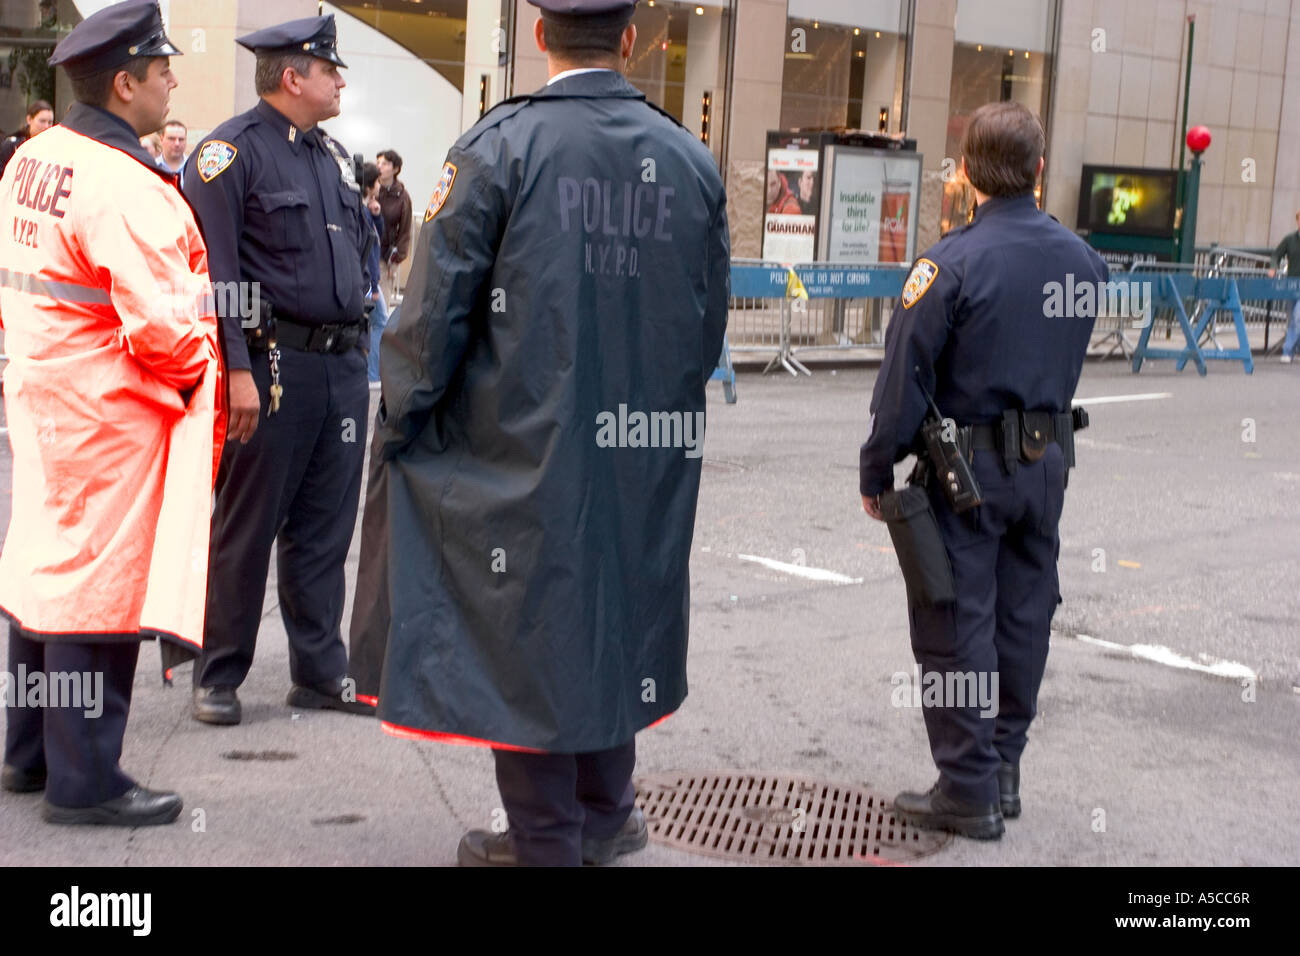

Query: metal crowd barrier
727;261;908;376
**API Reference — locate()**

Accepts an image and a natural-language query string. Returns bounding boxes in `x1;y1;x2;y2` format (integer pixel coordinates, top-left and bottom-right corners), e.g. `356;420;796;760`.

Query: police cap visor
49;0;182;79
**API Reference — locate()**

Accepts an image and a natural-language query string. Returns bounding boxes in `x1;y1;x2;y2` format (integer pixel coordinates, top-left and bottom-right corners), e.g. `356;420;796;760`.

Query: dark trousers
908;445;1065;806
4;625;139;807
492;738;637;866
197;345;368;689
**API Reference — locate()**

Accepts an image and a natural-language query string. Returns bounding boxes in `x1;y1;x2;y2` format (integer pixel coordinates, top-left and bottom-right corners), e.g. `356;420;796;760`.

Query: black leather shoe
582;806;648;865
998;762;1020;819
42;785;182;827
192;686;241;725
286;677;376;716
1;764;46;793
893;783;1004;840
457;830;521;867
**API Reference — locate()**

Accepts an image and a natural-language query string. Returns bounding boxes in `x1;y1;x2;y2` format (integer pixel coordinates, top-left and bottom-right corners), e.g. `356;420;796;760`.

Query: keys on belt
247;316;365;354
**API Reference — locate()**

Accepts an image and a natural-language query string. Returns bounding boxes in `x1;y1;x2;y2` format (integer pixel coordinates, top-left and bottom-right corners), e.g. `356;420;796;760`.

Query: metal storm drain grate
635;771;951;865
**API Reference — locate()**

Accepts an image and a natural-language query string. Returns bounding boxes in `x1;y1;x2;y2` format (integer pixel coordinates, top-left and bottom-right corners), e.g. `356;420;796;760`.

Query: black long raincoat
349;71;730;753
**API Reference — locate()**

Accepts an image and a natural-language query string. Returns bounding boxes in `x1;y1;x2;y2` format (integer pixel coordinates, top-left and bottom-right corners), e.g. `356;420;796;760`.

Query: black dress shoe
1;764;46;793
582;806;648;865
286;677;376;716
893;782;1004;840
457;830;521;867
192;686;241;725
998;762;1020;819
42;785;182;827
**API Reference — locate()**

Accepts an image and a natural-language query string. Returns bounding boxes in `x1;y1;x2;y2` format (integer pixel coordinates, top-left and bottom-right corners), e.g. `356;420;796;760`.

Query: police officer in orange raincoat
0;0;224;826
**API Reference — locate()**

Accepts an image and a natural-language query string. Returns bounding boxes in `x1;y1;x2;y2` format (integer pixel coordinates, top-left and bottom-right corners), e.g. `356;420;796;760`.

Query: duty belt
965;407;1089;474
246;314;366;354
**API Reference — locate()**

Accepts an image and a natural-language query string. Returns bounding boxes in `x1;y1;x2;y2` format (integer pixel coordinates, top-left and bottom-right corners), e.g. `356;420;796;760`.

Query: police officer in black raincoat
351;0;729;866
860;102;1106;840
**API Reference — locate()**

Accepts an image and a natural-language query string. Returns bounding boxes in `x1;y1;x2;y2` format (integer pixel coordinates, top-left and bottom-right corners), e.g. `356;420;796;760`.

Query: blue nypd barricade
1126;271;1300;376
718;261;909;379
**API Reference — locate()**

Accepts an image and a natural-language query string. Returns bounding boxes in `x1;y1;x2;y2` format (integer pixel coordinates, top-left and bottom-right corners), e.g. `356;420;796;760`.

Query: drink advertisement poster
820;147;922;265
762;133;823;263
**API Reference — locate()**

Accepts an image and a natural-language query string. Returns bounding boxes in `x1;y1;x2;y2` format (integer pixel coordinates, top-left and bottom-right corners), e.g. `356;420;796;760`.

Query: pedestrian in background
375;148;411;297
184;14;375;726
1268;209;1300;363
156;117;187;184
0;0;223;826
358;0;730;867
361;160;389;384
140;130;161;157
860;101;1106;841
0;100;53;177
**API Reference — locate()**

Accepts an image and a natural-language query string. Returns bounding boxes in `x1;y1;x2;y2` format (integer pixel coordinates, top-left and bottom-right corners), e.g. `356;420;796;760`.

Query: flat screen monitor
1078;165;1178;238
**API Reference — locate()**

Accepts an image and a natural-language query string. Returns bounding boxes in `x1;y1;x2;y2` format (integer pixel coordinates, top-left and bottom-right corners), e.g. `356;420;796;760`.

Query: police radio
352;153;364;190
915;367;983;514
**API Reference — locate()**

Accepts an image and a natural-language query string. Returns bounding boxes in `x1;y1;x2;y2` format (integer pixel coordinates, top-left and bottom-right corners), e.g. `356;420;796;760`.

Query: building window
942;0;1059;232
781;1;907;133
625;1;732;164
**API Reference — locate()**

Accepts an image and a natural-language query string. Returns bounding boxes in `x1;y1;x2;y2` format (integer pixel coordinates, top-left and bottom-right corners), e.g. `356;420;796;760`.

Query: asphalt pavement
0;354;1297;866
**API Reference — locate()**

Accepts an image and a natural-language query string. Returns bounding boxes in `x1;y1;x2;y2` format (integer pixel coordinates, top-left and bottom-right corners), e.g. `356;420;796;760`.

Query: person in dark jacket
374;148;411;293
350;0;730;867
0;100;53;177
860;101;1106;840
1268;209;1300;362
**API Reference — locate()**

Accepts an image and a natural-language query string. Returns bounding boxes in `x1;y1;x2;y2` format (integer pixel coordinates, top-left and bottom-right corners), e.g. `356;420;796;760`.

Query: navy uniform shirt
183;99;372;371
860;193;1108;497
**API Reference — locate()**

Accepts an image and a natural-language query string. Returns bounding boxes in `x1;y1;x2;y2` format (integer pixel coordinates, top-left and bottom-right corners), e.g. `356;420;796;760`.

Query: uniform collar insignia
288;125;296;143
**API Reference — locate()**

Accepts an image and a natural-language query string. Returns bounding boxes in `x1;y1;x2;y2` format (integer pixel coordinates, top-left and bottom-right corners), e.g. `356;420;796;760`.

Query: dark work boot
893;782;1004;841
999;762;1021;819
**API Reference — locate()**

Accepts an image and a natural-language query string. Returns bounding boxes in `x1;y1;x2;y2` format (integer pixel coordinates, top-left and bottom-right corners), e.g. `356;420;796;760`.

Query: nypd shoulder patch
197;141;237;183
902;258;939;309
424;162;458;222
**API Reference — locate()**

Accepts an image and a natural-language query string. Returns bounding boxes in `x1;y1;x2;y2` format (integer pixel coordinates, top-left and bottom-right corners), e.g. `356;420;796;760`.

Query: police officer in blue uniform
184;15;375;724
860;102;1107;839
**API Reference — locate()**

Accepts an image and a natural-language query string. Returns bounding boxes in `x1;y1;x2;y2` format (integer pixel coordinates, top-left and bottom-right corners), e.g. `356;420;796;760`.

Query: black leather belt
964;409;1084;471
246;315;366;354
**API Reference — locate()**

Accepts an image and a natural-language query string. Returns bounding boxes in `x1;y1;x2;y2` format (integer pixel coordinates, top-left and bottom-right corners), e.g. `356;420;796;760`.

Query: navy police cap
527;0;638;14
237;14;347;68
48;0;181;80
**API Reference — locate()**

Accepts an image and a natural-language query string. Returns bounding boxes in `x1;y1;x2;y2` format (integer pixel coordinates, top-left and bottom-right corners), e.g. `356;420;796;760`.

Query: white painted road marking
1072;392;1172;406
1073;633;1256;680
735;553;863;585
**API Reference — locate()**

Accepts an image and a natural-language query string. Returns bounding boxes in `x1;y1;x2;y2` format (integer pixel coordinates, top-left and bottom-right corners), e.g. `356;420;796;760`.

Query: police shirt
183;99;372;371
860;193;1108;497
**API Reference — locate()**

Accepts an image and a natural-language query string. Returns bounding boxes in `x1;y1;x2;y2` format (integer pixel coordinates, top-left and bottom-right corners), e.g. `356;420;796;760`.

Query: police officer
357;0;729;866
860;101;1107;839
1;0;221;825
185;15;375;725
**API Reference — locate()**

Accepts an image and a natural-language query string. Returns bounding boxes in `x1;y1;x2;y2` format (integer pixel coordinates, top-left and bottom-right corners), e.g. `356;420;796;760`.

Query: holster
879;485;956;608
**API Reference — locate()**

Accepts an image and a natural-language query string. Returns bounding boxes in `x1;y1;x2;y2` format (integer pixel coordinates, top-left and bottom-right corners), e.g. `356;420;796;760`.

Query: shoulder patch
424;162;457;222
901;258;939;309
197;141;237;183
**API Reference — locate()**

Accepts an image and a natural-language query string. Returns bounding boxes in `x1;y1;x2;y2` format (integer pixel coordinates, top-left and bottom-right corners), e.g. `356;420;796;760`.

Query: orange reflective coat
0;105;225;656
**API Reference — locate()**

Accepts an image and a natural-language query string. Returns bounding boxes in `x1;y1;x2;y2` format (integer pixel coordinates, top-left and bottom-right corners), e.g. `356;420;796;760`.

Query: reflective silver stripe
0;267;112;305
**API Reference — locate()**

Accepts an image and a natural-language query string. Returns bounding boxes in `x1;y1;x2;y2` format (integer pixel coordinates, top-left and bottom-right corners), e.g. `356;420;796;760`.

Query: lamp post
1180;125;1211;264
